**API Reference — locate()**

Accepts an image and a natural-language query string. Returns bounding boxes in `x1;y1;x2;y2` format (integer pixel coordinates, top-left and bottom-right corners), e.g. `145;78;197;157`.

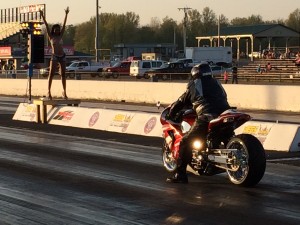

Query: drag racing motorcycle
161;107;266;187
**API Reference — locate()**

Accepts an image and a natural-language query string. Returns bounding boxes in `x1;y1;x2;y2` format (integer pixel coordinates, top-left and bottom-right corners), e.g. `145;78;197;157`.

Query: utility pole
178;7;191;56
95;0;100;62
217;15;220;47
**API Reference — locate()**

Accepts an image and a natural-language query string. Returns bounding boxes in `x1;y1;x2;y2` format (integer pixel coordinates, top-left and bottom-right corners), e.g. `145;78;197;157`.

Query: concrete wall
1;79;300;112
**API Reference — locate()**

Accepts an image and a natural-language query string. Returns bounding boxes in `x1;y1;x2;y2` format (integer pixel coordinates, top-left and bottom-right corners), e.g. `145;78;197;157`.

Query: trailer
185;47;232;65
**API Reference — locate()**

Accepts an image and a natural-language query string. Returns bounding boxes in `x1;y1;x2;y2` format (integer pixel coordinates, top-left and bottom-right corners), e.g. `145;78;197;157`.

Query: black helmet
191;62;212;79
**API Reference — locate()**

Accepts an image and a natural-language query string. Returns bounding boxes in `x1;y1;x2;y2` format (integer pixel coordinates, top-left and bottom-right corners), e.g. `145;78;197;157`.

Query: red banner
0;47;12;56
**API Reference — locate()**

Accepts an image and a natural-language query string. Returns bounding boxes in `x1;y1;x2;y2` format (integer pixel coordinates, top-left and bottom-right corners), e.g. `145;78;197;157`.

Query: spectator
232;66;238;84
295;52;300;67
256;64;262;74
223;70;229;84
9;63;15;74
40;7;70;100
266;62;272;72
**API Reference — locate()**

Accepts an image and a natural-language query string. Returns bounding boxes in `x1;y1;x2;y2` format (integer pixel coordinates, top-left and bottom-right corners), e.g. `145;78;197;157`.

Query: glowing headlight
193;140;202;150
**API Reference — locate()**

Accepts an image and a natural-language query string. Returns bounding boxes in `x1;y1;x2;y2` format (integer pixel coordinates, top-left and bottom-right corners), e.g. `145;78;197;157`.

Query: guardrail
2;70;300;84
214;72;300;84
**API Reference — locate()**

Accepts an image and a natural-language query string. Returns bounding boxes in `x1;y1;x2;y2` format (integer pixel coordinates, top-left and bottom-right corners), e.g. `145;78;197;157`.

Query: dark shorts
51;53;66;63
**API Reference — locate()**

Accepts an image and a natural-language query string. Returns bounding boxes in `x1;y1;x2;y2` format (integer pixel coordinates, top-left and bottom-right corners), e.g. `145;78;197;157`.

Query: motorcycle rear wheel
226;134;266;187
162;141;177;172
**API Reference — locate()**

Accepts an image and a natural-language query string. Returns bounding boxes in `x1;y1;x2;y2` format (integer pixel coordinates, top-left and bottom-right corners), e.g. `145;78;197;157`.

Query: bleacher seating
0;22;23;40
236;59;300;84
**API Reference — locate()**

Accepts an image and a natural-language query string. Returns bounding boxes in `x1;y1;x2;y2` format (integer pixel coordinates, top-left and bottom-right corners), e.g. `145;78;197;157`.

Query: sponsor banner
48;106;89;128
13;104;299;151
235;121;300;152
13;103;37;122
126;113;162;137
235;122;274;144
46;106;163;137
106;111;136;133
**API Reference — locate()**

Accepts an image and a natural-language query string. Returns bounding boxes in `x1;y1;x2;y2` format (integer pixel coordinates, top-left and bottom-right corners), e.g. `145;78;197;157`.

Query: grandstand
0;22;23;40
0;4;45;70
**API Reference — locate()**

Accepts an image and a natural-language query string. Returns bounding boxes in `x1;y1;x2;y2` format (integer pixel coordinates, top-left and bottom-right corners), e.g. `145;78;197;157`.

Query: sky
2;0;300;25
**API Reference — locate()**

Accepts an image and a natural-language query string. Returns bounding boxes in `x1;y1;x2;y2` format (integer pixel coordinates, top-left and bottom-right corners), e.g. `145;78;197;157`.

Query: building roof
203;24;299;39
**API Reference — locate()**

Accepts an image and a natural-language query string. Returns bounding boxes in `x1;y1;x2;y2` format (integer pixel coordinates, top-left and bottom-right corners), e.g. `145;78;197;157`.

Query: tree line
57;7;300;56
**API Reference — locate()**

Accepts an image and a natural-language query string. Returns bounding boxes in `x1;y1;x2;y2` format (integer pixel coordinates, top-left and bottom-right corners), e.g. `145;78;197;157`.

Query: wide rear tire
226;134;266;187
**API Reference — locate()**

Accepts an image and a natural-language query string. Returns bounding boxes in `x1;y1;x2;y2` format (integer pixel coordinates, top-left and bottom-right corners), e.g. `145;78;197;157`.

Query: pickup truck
66;61;107;77
144;62;193;80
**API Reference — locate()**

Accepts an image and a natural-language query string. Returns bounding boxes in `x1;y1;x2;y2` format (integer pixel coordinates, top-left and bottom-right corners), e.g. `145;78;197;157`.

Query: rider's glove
165;113;171;120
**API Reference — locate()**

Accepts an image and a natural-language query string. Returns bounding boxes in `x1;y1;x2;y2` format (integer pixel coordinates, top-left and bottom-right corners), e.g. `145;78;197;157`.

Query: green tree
286;8;300;32
157;17;177;43
231;15;264;25
74;12;140;54
74;19;95;54
187;9;203;47
136;26;156;43
63;25;76;45
202;7;218;35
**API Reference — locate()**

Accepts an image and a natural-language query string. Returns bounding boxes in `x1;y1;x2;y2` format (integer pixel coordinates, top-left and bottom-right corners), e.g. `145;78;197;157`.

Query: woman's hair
51;24;61;36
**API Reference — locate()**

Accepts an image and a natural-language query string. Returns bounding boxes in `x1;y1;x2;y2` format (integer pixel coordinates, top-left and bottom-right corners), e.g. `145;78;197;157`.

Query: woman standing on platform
40;7;69;100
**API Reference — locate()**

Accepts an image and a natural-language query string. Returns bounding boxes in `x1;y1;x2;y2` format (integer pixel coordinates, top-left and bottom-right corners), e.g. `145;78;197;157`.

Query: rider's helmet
191;62;212;79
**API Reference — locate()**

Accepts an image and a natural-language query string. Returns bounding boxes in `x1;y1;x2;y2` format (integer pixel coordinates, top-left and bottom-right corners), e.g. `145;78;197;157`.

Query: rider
166;62;231;183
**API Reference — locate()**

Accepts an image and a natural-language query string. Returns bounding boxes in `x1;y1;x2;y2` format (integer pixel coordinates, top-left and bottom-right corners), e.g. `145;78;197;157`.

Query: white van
130;60;166;79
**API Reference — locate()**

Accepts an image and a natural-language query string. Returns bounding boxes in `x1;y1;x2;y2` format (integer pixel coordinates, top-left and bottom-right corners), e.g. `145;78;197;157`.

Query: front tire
161;74;168;80
112;72;119;79
68;72;75;79
226;134;266;187
162;141;177;172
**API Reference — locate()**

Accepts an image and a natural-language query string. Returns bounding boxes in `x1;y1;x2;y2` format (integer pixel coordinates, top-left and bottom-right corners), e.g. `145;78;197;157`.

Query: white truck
66;60;109;78
66;61;107;73
185;47;232;65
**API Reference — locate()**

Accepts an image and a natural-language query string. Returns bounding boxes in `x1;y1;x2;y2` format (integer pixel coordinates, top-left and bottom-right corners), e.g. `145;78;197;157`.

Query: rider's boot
166;162;188;184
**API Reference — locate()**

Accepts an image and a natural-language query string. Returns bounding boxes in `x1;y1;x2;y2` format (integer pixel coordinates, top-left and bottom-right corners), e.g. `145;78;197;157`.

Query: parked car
130;60;167;79
102;61;131;78
143;62;193;80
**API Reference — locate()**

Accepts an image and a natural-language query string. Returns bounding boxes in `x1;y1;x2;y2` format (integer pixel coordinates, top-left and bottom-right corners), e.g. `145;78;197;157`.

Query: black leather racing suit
168;75;230;175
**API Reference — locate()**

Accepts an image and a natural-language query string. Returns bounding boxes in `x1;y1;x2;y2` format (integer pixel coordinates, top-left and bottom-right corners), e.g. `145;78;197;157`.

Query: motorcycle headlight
193;140;202;150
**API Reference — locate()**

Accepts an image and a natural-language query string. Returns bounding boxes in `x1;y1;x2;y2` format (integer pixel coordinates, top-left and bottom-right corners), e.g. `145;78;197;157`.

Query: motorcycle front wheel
226;134;266;187
162;141;177;172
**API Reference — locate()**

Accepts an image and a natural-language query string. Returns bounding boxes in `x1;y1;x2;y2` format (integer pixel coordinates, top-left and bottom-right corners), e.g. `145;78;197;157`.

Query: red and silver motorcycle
160;107;266;187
